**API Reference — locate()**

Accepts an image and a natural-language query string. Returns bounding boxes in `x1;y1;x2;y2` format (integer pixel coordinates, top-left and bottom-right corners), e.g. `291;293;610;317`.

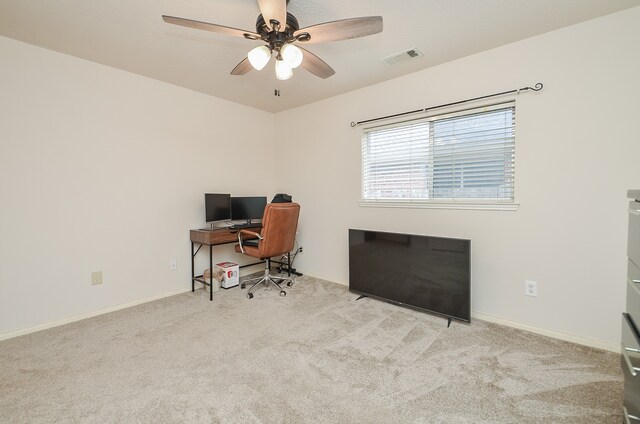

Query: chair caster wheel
247;293;253;299
241;283;246;289
280;290;286;297
286;281;293;287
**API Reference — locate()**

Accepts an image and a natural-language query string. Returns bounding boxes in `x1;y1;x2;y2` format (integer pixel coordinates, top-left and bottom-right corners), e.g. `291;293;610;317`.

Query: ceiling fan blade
162;15;260;39
294;16;383;44
257;0;287;30
230;57;253;75
298;47;335;79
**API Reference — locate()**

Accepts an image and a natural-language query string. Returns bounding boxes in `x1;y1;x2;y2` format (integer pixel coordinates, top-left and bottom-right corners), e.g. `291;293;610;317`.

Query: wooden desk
190;227;261;300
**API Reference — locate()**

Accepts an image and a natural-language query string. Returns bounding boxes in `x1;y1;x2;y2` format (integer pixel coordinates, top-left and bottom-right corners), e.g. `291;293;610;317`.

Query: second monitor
231;196;267;224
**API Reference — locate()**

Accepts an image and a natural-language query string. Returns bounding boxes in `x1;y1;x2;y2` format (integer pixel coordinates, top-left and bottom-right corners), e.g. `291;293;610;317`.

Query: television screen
204;193;231;223
349;229;471;322
231;196;267;221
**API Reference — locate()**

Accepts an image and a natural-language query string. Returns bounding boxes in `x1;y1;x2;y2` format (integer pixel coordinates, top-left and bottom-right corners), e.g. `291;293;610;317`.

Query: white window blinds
362;103;515;202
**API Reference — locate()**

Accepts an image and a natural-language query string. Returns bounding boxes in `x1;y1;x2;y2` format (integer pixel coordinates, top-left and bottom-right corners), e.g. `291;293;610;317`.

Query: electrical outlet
525;280;538;297
91;271;103;285
299;246;303;253
169;259;177;271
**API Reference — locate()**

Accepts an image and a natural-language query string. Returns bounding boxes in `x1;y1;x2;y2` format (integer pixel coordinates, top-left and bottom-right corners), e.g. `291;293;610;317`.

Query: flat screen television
205;193;231;223
231;196;267;224
349;229;471;322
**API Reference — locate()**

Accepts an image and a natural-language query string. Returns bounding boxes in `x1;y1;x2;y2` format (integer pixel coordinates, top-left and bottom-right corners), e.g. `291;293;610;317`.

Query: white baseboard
0;287;193;342
472;310;620;353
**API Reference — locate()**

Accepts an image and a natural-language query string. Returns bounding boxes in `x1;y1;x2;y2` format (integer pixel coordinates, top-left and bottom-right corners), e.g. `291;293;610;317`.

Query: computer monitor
205;193;231;225
231;196;267;224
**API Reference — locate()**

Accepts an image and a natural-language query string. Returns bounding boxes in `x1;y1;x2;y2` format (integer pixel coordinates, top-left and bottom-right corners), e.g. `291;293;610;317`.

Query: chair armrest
237;229;263;254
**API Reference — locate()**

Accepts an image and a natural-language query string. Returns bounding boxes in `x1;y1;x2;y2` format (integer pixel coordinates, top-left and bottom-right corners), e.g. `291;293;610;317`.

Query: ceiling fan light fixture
275;59;293;80
163;4;384;82
281;44;303;68
248;45;271;70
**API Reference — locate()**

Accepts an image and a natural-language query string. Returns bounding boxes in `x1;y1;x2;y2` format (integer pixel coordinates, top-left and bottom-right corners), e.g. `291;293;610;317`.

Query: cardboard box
215;262;239;289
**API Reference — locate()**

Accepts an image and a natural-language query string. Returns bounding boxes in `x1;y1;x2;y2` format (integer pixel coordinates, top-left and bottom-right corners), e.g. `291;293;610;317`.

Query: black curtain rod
350;82;543;128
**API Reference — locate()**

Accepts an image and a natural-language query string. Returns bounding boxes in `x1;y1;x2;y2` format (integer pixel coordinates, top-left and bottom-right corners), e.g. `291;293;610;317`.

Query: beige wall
274;7;640;349
0;36;276;335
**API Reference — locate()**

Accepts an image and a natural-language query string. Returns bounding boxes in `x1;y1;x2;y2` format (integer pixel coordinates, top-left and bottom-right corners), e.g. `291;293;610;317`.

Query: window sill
358;200;520;211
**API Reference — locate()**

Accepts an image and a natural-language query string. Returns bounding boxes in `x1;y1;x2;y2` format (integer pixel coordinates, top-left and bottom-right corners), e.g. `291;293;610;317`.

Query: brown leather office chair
234;202;300;299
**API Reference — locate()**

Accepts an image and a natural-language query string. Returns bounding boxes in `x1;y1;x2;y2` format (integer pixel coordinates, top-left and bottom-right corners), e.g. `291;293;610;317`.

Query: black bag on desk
271;193;292;203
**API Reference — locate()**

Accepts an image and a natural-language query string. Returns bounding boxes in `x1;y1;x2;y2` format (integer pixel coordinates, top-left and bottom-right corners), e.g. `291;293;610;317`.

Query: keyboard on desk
229;223;261;230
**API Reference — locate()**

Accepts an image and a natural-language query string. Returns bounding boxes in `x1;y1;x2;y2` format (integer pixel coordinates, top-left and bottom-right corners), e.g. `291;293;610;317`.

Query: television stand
355;294;453;327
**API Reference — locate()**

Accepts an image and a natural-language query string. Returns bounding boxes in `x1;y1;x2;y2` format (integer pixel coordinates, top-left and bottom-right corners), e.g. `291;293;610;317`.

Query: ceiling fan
162;0;383;81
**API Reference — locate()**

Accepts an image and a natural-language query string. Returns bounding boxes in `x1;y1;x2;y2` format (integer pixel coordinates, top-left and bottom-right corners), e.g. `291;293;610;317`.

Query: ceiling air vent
380;48;424;67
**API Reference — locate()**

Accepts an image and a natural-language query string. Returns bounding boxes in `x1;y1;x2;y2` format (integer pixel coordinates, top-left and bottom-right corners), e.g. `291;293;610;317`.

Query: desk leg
191;242;195;292
209;245;213;301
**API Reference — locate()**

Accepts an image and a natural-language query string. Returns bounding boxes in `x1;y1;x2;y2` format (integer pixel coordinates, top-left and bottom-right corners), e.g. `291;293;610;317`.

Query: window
361;102;516;209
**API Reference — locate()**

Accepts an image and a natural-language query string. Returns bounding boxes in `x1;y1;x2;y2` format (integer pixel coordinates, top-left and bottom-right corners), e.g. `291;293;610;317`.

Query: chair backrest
258;202;300;259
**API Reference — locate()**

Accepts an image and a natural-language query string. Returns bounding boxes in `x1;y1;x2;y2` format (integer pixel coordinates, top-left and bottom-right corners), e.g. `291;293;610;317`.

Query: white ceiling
1;0;638;113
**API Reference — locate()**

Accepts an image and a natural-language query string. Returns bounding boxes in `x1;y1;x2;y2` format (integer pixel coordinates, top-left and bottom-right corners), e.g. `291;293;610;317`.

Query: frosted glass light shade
281;44;303;68
275;60;293;80
248;46;271;70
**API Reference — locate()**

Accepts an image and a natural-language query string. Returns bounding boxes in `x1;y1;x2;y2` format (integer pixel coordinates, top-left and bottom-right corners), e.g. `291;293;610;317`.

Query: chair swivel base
240;267;292;299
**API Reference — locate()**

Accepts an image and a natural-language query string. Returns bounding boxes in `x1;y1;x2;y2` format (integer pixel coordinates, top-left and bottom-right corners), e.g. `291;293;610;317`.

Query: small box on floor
215;262;239;289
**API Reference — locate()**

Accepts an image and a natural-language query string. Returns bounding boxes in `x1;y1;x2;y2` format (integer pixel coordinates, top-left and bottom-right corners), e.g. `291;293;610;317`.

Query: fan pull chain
274;77;281;97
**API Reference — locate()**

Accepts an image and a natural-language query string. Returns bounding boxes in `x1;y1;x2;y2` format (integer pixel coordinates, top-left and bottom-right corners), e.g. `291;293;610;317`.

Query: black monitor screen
231;196;267;221
205;193;231;223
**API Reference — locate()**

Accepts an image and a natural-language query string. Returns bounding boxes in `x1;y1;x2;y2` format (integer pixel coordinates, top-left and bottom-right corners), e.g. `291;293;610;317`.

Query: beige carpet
0;276;623;423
